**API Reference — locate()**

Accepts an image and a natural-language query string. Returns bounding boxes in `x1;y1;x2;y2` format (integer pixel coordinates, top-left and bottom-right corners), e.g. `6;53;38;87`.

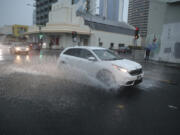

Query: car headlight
15;47;20;51
112;65;128;73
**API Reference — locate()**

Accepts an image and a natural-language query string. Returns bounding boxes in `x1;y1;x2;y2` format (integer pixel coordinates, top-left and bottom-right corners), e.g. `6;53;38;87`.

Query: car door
60;48;81;69
77;49;101;77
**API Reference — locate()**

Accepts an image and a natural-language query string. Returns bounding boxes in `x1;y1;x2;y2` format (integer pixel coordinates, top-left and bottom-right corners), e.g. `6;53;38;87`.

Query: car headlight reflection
26;55;30;61
15;47;20;51
16;55;21;61
113;65;128;73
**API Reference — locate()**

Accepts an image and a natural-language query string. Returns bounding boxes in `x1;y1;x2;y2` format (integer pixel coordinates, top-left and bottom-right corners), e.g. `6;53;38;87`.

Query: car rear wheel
96;69;116;88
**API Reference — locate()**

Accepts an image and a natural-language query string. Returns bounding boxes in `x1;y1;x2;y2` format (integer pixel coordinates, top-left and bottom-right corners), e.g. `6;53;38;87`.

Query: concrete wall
90;30;141;49
147;1;167;36
48;0;84;25
159;23;180;63
164;3;180;24
146;0;180;63
40;28;141;50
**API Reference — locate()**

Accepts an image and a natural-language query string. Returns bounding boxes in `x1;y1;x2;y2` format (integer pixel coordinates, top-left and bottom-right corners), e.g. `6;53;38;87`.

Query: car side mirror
88;57;96;61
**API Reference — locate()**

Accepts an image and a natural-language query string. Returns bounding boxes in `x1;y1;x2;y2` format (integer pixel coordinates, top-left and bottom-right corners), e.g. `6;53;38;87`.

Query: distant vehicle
58;46;143;88
10;43;30;54
118;46;131;53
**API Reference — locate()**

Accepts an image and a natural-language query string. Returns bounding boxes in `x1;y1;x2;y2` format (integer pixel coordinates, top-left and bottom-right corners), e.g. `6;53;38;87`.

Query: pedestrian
109;43;114;50
145;47;151;62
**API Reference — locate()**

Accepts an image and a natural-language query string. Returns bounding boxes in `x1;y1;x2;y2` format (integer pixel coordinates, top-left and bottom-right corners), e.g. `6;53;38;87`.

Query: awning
26;24;91;35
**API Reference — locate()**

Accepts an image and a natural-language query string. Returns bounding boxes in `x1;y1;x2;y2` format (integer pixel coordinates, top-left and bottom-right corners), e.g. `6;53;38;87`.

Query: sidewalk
119;53;180;69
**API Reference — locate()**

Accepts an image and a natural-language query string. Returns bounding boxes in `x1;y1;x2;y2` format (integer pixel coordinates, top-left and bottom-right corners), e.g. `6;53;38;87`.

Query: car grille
129;68;142;76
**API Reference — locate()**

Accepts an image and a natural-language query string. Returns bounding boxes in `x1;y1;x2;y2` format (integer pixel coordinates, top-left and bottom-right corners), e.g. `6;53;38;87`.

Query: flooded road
0;44;180;135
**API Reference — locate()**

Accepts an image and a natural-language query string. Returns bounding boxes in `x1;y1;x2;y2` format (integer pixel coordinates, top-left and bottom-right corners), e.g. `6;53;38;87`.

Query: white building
27;0;140;49
146;0;180;63
33;10;36;25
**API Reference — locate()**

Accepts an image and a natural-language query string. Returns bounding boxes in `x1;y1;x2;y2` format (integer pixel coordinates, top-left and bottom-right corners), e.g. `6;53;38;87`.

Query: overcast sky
0;0;129;27
0;0;34;27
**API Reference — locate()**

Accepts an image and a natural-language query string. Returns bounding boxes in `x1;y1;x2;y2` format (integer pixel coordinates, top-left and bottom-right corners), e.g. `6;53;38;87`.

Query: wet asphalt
0;45;180;135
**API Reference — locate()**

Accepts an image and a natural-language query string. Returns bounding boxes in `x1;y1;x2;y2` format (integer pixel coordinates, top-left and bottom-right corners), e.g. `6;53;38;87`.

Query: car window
80;49;94;59
93;49;121;61
63;48;81;57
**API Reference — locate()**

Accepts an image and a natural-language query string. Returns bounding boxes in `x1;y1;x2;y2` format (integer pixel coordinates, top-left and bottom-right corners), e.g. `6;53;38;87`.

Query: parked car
118;46;131;54
58;46;143;88
10;43;30;54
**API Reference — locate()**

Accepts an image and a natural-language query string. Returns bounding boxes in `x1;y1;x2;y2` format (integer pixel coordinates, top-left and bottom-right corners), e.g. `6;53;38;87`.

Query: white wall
48;0;84;26
90;30;141;49
159;23;180;63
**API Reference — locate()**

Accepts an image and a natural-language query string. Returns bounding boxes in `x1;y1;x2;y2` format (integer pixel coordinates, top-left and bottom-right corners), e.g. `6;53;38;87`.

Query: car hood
16;46;28;49
111;59;142;71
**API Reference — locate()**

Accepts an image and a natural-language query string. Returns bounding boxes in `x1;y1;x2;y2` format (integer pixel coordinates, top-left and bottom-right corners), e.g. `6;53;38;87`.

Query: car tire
96;69;116;88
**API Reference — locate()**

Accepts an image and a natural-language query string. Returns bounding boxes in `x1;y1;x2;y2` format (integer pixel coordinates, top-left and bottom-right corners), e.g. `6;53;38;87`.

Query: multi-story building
128;0;150;38
99;0;124;22
33;10;36;25
35;0;58;26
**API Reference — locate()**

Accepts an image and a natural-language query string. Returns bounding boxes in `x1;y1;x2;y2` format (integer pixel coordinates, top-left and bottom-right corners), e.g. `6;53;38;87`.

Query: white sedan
58;46;143;88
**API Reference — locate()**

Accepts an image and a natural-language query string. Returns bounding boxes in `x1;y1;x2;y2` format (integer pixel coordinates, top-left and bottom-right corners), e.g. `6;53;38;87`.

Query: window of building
119;44;124;47
174;42;180;59
83;39;88;46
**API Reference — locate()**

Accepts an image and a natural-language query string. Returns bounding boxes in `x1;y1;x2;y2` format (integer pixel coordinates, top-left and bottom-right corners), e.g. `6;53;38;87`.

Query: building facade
27;0;140;50
99;0;124;22
128;0;150;38
33;10;36;25
35;0;98;25
35;0;58;25
146;0;180;63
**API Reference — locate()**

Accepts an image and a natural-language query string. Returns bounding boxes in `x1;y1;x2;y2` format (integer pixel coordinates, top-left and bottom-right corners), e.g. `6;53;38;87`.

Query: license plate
137;75;142;80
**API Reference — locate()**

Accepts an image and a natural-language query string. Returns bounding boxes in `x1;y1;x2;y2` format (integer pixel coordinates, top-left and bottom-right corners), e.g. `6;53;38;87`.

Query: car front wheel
96;69;116;88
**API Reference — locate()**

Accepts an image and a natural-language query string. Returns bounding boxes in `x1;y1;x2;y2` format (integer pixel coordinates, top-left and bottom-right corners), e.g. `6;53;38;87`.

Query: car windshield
93;49;121;61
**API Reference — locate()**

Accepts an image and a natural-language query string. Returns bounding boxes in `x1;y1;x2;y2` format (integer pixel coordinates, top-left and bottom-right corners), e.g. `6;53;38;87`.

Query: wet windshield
93;49;121;61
